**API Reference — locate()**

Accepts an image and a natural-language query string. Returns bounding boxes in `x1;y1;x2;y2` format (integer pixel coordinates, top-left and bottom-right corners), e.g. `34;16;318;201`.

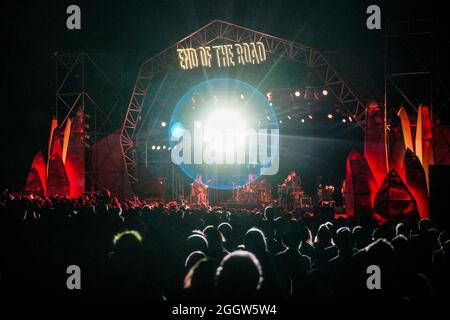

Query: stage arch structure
121;20;371;193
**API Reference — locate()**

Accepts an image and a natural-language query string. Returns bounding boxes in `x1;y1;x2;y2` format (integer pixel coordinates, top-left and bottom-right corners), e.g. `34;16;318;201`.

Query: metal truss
121;20;367;187
56;52;123;192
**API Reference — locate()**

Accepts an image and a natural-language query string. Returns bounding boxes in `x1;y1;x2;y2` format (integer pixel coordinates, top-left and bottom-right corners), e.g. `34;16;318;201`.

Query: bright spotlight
348;116;353;122
301;118;305;123
240;94;245;100
171;122;184;139
279;120;283;124
203;108;247;155
342;118;347;123
157;146;161;150
162;145;166;150
327;114;334;119
322;89;328;96
287;115;292;120
294;91;301;97
161;121;167;127
151;145;156;150
308;114;313;120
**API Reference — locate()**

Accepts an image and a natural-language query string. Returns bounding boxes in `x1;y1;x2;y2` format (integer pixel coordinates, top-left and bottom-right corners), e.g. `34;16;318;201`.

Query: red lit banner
47;117;58;171
405;148;429;219
415;105;434;190
62;118;72;163
27;150;47;194
364;103;387;187
65;106;85;198
373;169;419;223
345;150;378;223
47;152;70;197
388;114;406;181
397;106;414;152
24;168;45;195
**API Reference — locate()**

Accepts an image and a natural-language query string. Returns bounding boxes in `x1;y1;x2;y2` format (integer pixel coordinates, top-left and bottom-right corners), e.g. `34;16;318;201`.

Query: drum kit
277;184;312;209
234;180;272;205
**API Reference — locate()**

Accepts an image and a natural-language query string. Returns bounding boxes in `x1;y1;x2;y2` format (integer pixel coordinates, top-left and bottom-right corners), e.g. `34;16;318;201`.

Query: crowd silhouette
1;190;449;300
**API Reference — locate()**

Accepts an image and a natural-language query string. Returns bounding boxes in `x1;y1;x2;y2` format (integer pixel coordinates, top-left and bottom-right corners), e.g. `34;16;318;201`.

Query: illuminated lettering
177;42;267;70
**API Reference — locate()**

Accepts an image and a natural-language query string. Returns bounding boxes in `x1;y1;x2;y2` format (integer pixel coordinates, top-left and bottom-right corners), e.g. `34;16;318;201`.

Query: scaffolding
55;52;123;193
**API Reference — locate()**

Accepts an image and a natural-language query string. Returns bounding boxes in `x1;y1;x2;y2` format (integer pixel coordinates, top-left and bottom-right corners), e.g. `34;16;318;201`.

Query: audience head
418;218;433;234
184;258;217;298
396;222;410;238
203;225;224;251
111;230;143;261
335;227;352;251
264;206;275;221
299;226;313;245
215;250;263;298
243;227;268;256
315;224;332;245
186;233;208;254
185;251;207;270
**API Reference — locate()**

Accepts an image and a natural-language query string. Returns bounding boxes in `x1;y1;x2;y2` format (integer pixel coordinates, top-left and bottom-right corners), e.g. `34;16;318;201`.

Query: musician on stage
192;174;208;205
284;170;302;210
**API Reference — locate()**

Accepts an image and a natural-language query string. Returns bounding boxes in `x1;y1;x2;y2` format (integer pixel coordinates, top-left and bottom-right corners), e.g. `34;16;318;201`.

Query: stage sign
177;42;267;70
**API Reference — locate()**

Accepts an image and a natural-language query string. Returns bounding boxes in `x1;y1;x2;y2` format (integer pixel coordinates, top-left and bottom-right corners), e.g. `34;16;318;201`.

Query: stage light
203;108;247;156
240;94;245;100
308;114;313;120
342;118;347;123
171;122;185;139
322;89;328;96
294;91;301;97
266;116;271;121
151;145;156;150
279;120;283;124
162;145;166;150
301;118;305;123
161;121;167;127
287;115;292;120
327;113;333;119
348;116;353;123
269;102;273;107
157;146;161;150
168;147;171;151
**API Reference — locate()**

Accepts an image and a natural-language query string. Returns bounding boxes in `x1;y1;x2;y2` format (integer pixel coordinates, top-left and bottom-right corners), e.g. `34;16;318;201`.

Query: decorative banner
47;116;58;172
397;106;414;152
91;133;132;198
388;114;406;181
405;148;429;219
47;154;70;197
177;42;267;70
364;102;387;187
415;105;434;191
373;169;419;224
23;151;47;195
65;106;85;198
23;168;44;196
345;149;378;223
62;118;72;163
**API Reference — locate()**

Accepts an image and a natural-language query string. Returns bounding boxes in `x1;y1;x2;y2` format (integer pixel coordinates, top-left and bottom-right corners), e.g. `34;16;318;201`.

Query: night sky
1;0;447;190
